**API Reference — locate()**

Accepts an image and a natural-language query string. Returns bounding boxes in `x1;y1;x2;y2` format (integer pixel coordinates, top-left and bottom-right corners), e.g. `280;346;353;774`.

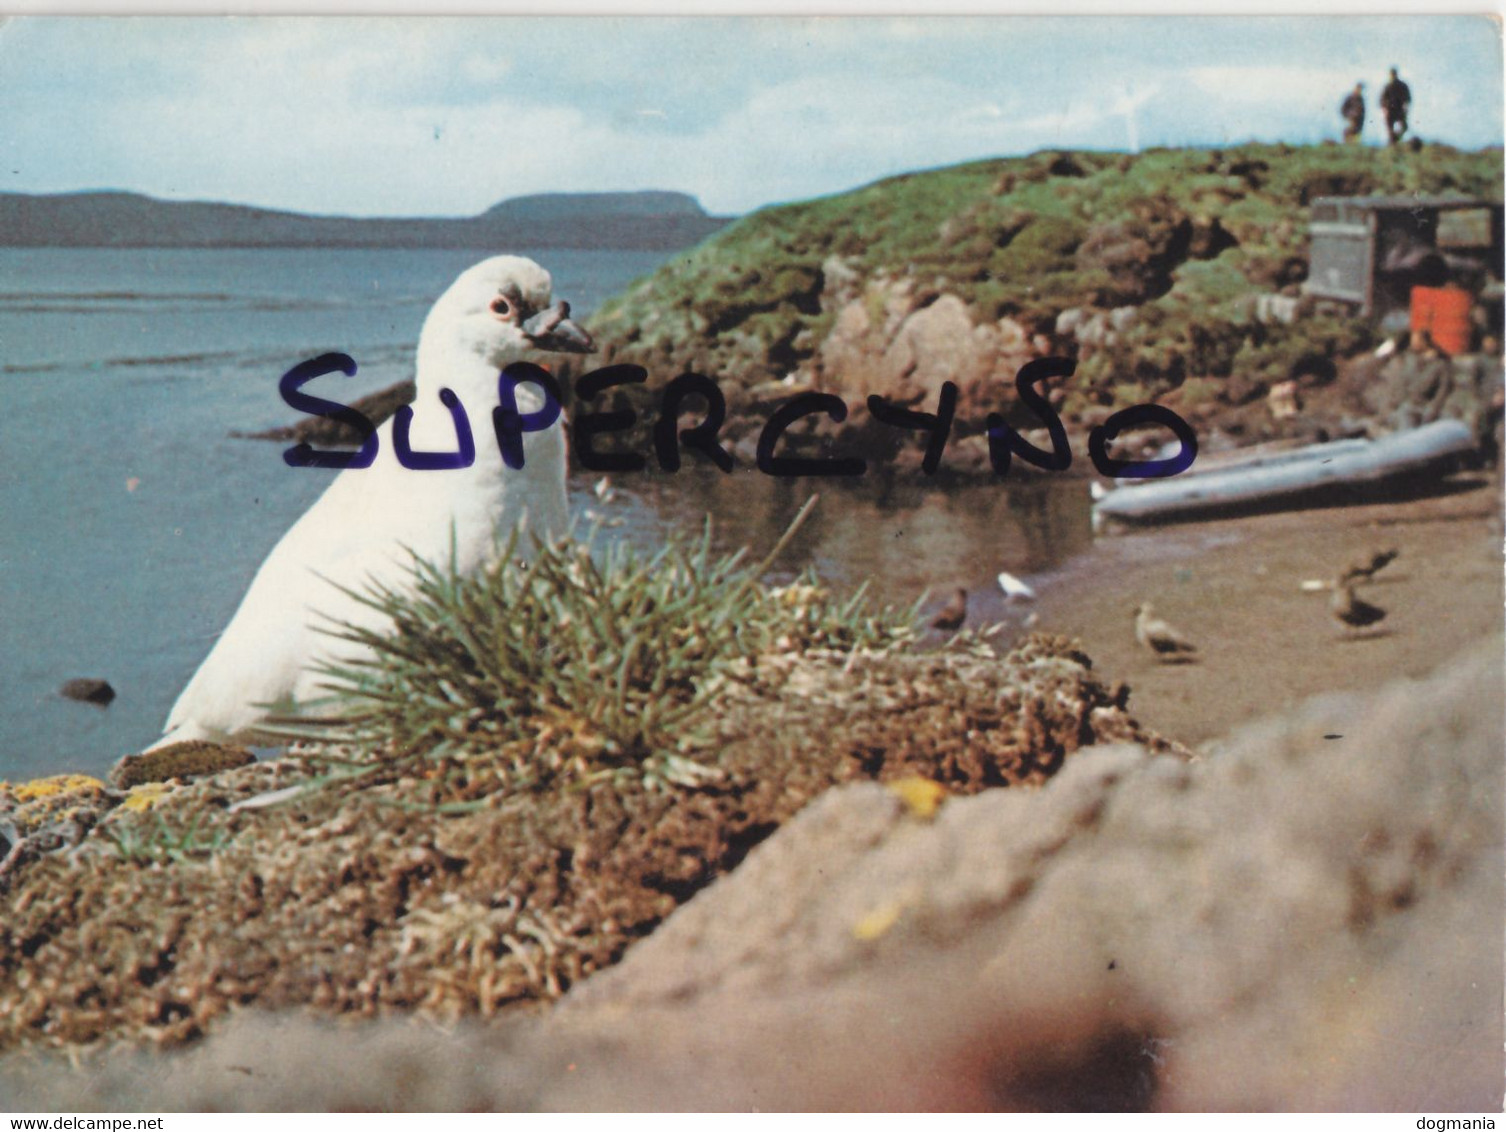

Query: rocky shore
2;619;1499;1110
567;142;1502;476
0;627;1173;1055
1;474;1501;1109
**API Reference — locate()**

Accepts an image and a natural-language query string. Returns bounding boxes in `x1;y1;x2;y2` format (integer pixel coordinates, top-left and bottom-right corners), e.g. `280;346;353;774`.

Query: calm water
0;247;1092;781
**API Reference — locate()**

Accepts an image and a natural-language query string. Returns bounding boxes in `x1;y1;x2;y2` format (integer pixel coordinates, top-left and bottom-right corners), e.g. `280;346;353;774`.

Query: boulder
815;278;1041;412
108;741;256;790
236;379;416;447
1255;293;1300;325
5;640;1500;1110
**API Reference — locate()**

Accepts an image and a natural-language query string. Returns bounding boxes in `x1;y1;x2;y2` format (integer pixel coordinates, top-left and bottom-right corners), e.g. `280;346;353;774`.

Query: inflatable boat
1092;418;1478;526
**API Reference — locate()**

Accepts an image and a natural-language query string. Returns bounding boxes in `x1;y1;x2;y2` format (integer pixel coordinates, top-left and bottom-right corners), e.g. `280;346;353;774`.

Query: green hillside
588;142;1502;416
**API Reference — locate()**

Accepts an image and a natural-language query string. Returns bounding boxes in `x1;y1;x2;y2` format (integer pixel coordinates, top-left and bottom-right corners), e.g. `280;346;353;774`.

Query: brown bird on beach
931;587;968;631
1339;547;1399;584
1134;603;1199;661
1330;579;1387;634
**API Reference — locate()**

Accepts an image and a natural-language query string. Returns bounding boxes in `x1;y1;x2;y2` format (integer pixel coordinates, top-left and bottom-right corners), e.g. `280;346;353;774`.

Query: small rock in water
60;678;115;706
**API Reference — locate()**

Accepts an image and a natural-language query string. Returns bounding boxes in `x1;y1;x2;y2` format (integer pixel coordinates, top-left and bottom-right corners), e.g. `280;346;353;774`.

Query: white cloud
1187;64;1361;114
1;17;1498;217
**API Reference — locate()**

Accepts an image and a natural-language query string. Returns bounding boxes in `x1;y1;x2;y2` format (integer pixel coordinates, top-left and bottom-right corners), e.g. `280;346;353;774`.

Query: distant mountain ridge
0;189;730;250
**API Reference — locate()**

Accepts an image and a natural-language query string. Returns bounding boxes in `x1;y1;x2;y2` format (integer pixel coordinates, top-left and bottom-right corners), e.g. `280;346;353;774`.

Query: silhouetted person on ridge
1381;67;1412;145
1341;82;1366;143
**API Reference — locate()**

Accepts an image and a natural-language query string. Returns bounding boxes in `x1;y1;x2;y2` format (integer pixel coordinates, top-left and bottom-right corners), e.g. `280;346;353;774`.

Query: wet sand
1027;475;1505;748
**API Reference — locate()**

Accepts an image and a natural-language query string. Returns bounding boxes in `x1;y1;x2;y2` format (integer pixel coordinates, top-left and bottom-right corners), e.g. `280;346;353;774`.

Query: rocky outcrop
0;635;1169;1056
814;276;1037;406
789;262;1062;472
234;379;416;448
3;638;1499;1110
108;742;256;790
529;636;1503;1110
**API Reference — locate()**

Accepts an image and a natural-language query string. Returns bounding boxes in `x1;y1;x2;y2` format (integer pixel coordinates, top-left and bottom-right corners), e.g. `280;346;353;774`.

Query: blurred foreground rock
3;637;1500;1111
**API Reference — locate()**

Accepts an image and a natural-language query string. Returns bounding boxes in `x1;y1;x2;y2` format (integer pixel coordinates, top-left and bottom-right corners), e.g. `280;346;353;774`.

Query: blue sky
0;15;1500;217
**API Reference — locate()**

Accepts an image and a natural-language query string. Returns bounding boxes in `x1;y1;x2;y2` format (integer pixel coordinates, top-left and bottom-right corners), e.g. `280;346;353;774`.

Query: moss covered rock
577;142;1500;464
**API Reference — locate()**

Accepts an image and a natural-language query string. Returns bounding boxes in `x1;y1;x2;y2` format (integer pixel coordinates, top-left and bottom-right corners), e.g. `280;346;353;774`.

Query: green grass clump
106;812;230;865
305;509;916;789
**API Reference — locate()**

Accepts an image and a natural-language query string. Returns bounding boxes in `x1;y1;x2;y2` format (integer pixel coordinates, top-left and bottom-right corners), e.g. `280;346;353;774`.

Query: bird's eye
490;296;513;317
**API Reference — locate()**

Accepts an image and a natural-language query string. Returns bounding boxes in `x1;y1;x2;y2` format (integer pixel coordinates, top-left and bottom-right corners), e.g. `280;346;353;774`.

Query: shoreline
1024;472;1505;747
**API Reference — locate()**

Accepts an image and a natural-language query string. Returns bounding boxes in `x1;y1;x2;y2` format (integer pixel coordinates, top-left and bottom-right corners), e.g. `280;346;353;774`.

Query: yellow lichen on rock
885;775;948;820
0;775;118;872
120;783;174;813
7;774;106;804
1;775;114;838
852;899;907;941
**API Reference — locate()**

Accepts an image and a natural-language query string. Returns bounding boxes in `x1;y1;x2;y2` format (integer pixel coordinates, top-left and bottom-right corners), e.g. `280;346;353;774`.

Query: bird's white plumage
151;256;585;749
996;570;1036;602
1134;602;1199;659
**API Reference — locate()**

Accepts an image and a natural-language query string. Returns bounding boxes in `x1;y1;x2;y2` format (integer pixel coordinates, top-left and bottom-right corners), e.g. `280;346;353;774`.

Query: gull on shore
1340;547;1399;584
1301;548;1401;593
148;255;594;750
1134;603;1199;662
1330;580;1388;635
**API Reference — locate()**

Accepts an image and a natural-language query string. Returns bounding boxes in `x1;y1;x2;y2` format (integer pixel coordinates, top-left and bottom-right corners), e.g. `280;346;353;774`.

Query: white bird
149;255;593;749
996;570;1037;602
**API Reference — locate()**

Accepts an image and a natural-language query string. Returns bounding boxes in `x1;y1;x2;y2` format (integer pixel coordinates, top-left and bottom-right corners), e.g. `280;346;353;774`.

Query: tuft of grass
299;500;918;791
105;812;230;865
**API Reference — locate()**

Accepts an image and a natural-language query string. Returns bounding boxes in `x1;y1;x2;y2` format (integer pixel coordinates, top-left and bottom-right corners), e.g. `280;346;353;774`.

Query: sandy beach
1030;473;1505;747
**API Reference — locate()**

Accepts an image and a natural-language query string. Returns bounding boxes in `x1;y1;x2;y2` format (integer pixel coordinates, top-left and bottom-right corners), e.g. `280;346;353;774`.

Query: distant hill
0;189;730;250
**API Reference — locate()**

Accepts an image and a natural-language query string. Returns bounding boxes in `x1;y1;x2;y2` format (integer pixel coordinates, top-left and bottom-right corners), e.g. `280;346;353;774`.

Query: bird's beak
523;301;595;354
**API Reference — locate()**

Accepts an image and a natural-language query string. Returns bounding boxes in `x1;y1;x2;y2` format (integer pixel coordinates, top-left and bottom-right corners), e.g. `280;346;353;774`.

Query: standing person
1341;81;1366;143
1381;67;1412;145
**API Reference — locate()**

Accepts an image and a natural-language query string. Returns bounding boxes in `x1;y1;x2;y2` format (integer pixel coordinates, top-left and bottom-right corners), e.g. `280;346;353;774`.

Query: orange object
1410;285;1474;355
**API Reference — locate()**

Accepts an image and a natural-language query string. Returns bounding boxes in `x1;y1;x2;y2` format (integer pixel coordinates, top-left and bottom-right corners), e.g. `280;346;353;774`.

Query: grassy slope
587;143;1503;411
